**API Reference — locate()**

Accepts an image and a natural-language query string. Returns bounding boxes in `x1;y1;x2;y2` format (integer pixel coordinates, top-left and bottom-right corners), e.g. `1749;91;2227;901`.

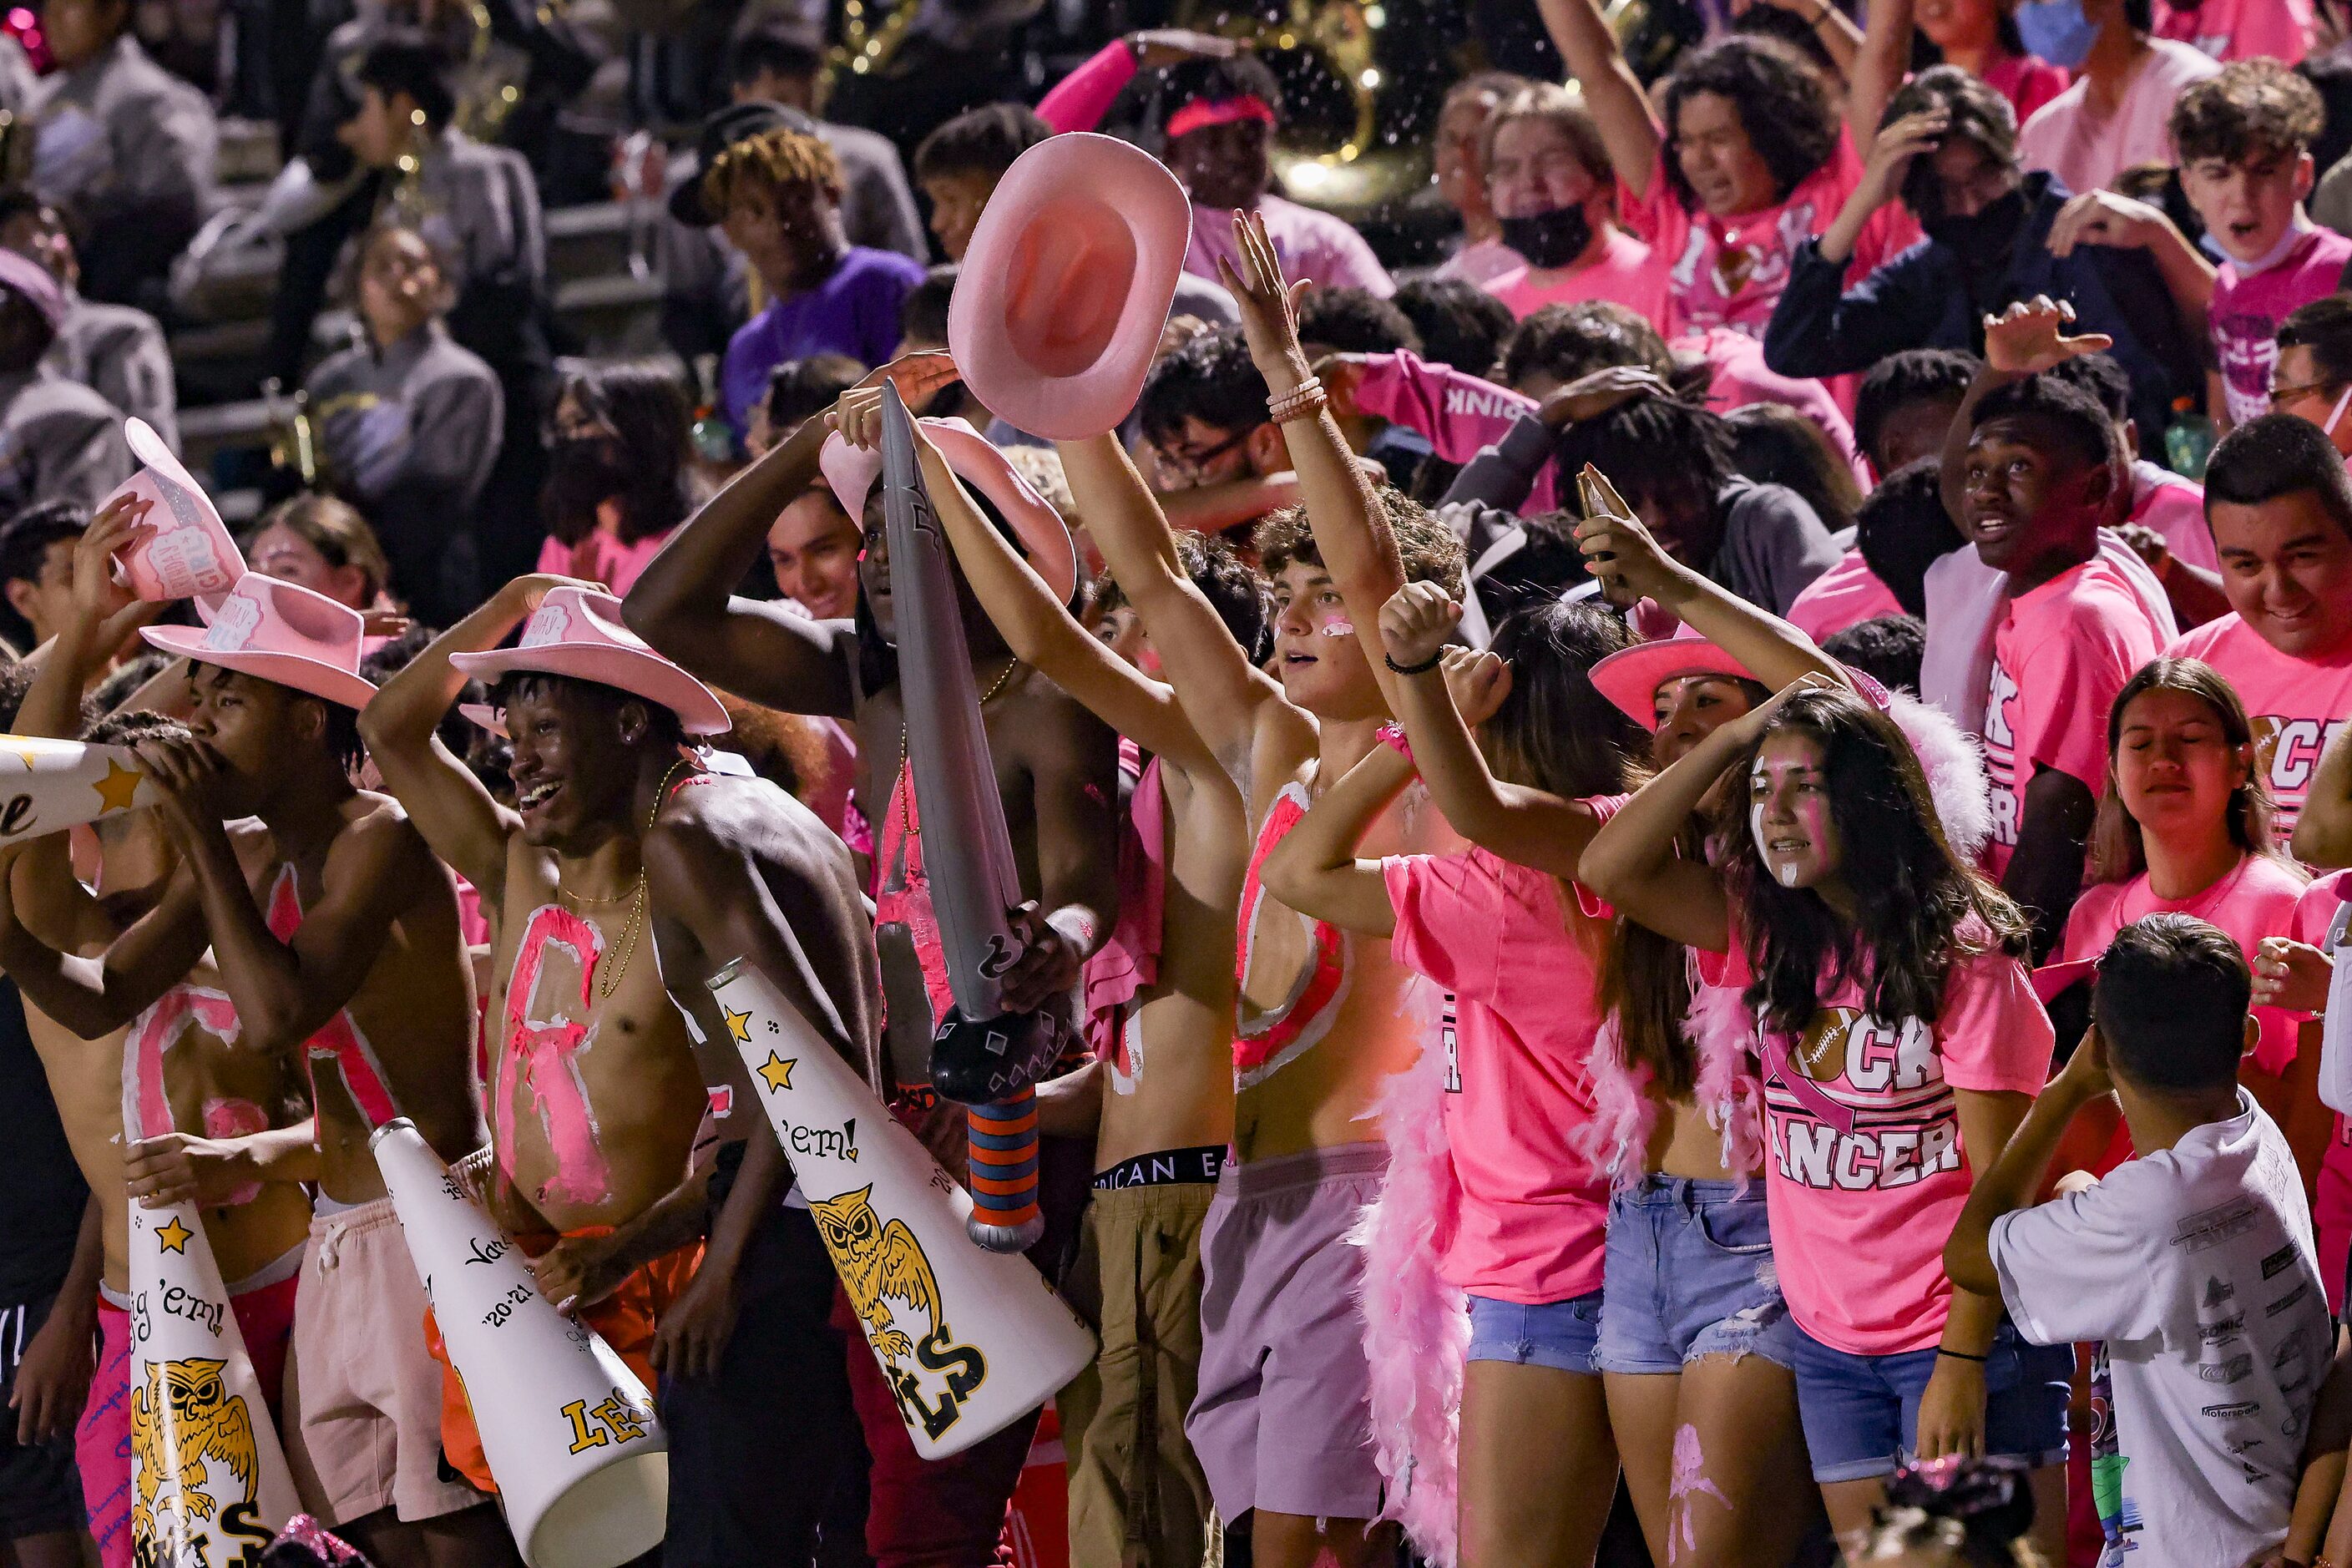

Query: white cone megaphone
125;1200;301;1565
707;956;1095;1459
369;1121;667;1568
0;736;152;840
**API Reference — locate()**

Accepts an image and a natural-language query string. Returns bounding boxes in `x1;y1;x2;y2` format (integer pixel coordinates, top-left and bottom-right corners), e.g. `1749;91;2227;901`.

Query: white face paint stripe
1753;771;1802;885
1318;620;1356;638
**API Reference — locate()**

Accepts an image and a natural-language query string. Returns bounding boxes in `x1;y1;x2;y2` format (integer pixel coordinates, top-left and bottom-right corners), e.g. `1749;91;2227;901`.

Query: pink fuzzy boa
1351;977;1466;1565
1889;690;1992;863
1575;964;1765;1191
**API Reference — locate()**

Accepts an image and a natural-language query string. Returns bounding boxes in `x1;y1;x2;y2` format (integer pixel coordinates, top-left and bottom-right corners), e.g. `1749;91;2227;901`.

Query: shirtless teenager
846;385;1256;1565
360;577;887;1566
0;515;318;1568
624;358;1120;1567
1075;212;1465;1568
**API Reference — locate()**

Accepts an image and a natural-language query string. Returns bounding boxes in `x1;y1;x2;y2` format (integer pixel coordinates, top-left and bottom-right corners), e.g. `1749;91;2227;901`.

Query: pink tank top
1232;781;1353;1088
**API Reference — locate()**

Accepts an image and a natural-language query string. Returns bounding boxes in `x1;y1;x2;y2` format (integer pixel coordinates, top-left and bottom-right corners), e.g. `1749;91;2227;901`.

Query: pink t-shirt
1186;195;1394;299
1701;913;2052;1353
2154;0;2313;60
1983;554;2170;878
1980;51;2074;126
1383;842;1614;1304
1484;228;1672;327
1785;549;1904;642
2166;613;2352;840
2289;870;2352;1306
2213;225;2352;427
1620;132;1919;340
2132;459;2213;574
2016;39;2223;195
535;525;678;599
1438;236;1526;288
2059;854;2309;1075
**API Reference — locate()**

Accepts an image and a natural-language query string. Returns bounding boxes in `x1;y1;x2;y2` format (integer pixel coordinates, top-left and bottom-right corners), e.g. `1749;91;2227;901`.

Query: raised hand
1438;645;1513;727
1574;463;1684;604
2045;190;2175;258
1213;209;1313;388
1853;107;1949;215
1377;579;1461;670
1538;365;1672;428
1981;296;2113;375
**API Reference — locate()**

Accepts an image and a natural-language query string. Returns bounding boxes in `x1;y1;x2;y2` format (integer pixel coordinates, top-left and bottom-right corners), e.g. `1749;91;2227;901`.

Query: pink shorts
284;1198;490;1526
1185;1142;1388;1523
77;1247;302;1568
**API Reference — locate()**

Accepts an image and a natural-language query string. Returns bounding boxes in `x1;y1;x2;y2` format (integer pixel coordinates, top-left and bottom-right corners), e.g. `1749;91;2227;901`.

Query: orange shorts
422;1227;702;1495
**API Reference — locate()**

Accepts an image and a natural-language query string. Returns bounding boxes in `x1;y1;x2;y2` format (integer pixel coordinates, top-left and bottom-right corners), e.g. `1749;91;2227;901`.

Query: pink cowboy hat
142;572;376;709
107;417;247;603
819;418;1078;605
1591;633;1759;731
946;133;1191;442
448;586;731;736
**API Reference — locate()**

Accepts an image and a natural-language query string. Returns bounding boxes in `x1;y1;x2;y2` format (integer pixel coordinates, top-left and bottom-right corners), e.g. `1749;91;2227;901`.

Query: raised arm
1940;301;2117;528
621;357;961;716
1000;688;1122;1014
1057;432;1306;780
1375;584;1610;879
1535;0;1665;199
1846;0;1910;153
1257;741;1414;937
0;846;208;1038
357;575;553;899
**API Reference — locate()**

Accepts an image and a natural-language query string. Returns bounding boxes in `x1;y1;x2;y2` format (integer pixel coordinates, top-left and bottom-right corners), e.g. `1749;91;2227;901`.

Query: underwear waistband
1093;1146;1227;1191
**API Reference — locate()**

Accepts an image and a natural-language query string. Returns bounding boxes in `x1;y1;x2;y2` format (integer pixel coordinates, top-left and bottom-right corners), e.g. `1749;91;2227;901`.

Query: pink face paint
266;867;401;1130
495;904;615;1207
201;1097;268;1206
124;985;245;1144
1667;1423;1731;1565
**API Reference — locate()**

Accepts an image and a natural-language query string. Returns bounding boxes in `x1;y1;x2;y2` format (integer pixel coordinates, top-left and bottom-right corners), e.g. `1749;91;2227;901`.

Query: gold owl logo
129;1357;268;1563
808;1185;987;1439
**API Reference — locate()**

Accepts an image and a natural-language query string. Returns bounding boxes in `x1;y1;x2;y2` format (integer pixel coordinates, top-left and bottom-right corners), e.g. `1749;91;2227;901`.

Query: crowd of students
23;0;2352;1565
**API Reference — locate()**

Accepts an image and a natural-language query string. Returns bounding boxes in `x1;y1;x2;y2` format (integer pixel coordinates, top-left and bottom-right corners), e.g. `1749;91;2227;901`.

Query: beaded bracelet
1267;378;1328;424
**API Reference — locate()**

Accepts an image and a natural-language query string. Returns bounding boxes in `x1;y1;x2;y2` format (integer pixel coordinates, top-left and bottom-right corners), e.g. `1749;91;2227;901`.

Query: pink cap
819;418;1078;605
106;418;246;603
142;572;376;709
947;133;1191;442
449;586;731;736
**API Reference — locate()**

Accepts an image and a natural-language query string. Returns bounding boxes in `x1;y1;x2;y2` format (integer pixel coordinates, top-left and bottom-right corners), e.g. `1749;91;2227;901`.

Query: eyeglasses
1151;426;1254;485
2270;378;2339;407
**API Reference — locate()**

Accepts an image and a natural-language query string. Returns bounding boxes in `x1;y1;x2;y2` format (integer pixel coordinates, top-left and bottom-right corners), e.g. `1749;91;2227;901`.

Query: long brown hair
2087;657;2280;886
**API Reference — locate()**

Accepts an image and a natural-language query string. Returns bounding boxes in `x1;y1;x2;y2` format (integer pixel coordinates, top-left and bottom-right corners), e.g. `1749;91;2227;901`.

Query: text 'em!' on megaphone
371;1121;668;1568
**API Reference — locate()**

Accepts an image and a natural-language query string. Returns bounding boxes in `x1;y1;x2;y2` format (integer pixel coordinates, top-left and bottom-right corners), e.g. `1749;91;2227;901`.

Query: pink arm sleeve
1035;41;1140;134
1353;350;1538;465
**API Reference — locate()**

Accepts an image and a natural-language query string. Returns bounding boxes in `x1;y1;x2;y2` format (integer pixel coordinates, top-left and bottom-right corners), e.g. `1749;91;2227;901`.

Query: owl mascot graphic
129;1356;265;1564
810;1184;987;1439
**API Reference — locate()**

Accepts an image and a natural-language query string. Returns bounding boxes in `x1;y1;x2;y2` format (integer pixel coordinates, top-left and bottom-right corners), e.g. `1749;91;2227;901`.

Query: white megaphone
370;1121;668;1568
125;1200;302;1566
707;957;1095;1459
0;735;152;840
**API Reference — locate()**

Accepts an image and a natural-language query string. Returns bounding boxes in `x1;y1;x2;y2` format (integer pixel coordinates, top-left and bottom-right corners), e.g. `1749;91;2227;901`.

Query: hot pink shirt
1785;548;1904;642
1619;132;1918;340
2132;459;2213;574
1980;51;2073;125
2213;225;2352;427
1701;913;2052;1353
1383;842;1614;1304
1983;554;2170;878
2166;613;2352;841
535;526;678;599
2154;0;2313;60
2290;873;2352;1268
1484;228;1672;326
2059;854;2309;1075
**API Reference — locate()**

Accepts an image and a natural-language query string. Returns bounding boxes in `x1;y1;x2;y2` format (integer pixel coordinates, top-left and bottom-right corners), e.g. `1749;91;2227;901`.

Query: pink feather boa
1576;969;1766;1191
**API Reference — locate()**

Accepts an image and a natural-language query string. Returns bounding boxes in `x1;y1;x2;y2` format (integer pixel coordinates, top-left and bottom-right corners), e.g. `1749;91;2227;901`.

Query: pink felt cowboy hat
946;132;1191;443
819;419;1078;605
448;586;731;736
107;417;246;603
1591;633;1760;731
142;572;377;709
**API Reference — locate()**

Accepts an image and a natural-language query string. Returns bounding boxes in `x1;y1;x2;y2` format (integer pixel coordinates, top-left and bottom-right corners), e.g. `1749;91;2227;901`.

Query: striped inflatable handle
965;1090;1044;1252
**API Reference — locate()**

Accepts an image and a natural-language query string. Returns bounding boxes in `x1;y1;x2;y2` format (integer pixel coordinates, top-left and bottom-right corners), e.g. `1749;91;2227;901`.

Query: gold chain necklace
558;755;693;999
897;660;1022;834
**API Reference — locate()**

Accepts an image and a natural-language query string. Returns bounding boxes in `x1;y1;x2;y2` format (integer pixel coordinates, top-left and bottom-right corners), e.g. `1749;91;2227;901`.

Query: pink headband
1166;94;1277;141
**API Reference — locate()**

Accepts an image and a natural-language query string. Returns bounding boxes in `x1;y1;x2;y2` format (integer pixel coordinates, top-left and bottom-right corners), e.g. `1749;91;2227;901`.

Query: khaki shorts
283;1198;489;1526
1060;1172;1217;1568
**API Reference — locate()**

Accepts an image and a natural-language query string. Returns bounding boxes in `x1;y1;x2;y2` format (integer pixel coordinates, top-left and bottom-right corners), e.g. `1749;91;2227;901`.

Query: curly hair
703;125;843;216
1550;391;1737;525
2172;58;2325;165
2088;658;2284;885
1717;684;2031;1038
1252;489;1466;601
1970;374;2122;477
1821;615;1925;696
1137;328;1271;446
1297;287;1421;357
1097;529;1272;665
1854;459;1965;617
1502;301;1673;390
1660;37;1841;211
1725;402;1861;534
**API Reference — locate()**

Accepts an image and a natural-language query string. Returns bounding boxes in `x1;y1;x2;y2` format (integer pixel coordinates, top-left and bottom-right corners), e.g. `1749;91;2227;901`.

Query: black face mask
1498;203;1596;271
1922;187;2030;260
545;435;632;533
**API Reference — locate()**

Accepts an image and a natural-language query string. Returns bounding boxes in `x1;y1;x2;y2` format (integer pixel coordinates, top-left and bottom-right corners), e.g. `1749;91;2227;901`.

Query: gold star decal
8;743;50;770
722;1006;752;1044
91;759;142;815
155;1216;192;1254
756;1052;796;1093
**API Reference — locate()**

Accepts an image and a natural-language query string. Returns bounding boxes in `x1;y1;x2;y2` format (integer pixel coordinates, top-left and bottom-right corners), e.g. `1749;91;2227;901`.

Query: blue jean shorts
1788;1318;2073;1483
1596;1176;1798;1374
1466;1289;1603;1374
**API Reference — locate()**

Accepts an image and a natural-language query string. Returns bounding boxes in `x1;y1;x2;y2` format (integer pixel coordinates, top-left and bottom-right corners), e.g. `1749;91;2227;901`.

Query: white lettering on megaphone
203;594;263;652
465;1237;509;1267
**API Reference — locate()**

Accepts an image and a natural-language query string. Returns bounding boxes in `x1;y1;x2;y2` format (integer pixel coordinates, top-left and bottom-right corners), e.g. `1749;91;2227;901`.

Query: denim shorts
1465;1289;1603;1373
1596;1176;1798;1374
1788;1318;2073;1483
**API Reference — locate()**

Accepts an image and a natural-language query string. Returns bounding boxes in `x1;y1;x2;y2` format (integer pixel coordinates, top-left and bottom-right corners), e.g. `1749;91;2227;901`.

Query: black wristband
1935;1347;1987;1363
1384;650;1444;676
